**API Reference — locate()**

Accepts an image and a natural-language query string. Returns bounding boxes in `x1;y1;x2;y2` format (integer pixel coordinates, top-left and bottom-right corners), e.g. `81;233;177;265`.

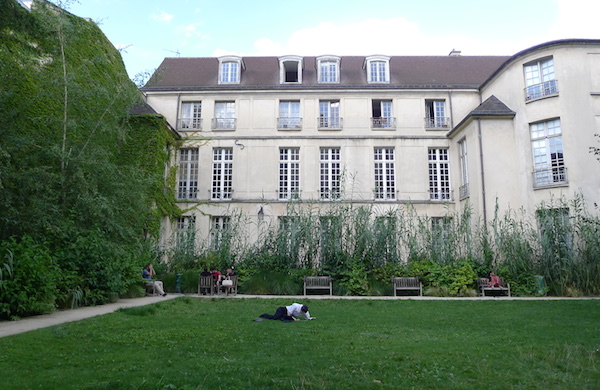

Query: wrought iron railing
459;183;469;200
524;79;558;101
424;117;450;129
371;117;396;129
532;166;568;188
278;117;302;130
211;118;237;130
318;117;343;129
179;118;202;130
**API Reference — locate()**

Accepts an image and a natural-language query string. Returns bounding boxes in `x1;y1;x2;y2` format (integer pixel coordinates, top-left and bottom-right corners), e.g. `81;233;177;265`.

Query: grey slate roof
143;55;510;91
470;95;516;116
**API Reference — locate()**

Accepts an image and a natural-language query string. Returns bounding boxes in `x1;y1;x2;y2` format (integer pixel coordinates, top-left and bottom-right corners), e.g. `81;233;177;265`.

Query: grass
0;297;599;389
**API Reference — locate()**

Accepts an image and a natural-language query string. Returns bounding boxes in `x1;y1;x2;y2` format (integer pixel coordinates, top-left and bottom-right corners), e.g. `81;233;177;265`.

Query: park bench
477;277;511;297
391;277;423;296
198;275;215;295
219;275;238;296
304;276;333;295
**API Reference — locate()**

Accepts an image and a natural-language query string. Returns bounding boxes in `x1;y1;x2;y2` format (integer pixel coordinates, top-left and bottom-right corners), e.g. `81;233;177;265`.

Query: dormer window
279;56;303;84
218;56;243;84
365;56;390;83
317;56;340;83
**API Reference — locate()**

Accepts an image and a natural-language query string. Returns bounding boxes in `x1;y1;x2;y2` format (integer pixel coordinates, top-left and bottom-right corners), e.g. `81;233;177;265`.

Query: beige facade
142;40;600;247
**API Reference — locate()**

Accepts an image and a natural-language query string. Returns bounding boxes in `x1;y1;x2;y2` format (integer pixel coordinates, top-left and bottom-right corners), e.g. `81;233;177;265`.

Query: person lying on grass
254;303;314;322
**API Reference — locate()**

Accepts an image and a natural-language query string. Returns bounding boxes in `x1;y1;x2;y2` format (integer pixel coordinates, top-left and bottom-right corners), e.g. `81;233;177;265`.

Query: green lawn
1;297;599;389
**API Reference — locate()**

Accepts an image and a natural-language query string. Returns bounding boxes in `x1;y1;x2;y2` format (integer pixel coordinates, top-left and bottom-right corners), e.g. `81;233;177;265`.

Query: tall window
318;100;341;129
428;148;451;201
210;216;230;249
374;216;397;263
317;57;339;83
213;101;236;130
374;147;396;200
531;119;566;187
458;139;469;199
211;148;233;200
372;100;394;128
524;57;557;101
366;56;390;83
431;216;452;258
278;101;301;129
177;148;199;200
320;147;341;200
176;215;196;246
425;100;448;128
219;60;240;84
279;148;300;200
180;102;202;130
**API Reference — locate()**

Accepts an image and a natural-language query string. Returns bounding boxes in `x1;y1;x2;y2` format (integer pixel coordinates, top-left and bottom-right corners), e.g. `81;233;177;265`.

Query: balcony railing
524;79;558;101
425;117;450;129
318;117;343;129
532;166;568;188
179;118;202;130
278;117;302;130
371;117;396;129
211;118;237;130
429;190;452;201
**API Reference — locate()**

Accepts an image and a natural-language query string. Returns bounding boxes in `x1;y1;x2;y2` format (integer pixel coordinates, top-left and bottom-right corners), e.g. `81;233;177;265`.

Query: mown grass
1;297;599;389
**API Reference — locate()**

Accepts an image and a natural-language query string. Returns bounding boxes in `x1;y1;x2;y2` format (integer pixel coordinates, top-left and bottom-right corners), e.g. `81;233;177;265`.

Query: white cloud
177;23;205;38
151;12;173;23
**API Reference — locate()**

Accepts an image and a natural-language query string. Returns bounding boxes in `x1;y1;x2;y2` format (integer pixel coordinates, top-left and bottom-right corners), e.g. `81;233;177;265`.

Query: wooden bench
477;278;511;297
198;275;215;295
392;277;423;296
304;276;332;295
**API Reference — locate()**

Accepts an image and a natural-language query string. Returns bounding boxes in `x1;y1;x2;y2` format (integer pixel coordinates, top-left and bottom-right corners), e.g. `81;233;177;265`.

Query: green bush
0;236;62;319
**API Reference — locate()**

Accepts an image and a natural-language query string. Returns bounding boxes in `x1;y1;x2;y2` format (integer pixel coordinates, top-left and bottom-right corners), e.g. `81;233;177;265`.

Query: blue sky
64;0;599;79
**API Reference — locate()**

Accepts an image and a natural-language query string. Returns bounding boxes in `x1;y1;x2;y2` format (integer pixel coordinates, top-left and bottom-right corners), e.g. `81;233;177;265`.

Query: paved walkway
1;294;597;338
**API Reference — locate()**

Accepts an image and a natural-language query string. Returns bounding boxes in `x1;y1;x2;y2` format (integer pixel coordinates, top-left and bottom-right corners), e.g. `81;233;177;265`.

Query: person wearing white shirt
254;302;313;322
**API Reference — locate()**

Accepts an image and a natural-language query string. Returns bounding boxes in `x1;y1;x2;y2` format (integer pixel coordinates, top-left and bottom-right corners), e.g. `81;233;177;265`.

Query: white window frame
218;56;243;84
371;99;395;128
458;139;469;199
180;101;202;130
319;147;341;200
279;56;303;84
317;56;340;83
210;216;230;249
530;118;566;187
213;101;236;130
318;100;341;129
278;100;301;129
177;148;199;200
176;215;196;245
524;57;557;101
365;56;390;83
374;147;396;200
428;148;451;201
279;148;300;200
211;148;233;200
425;100;449;128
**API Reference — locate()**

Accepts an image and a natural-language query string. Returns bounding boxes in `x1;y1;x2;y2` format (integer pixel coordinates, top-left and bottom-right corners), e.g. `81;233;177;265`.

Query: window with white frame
374;216;397;262
278;216;302;260
318;100;341;129
458;139;469;199
210;216;230;249
524;57;557;101
177;148;199;200
213;101;236;130
211;148;233;200
279;56;303;83
531;119;566;187
425;100;449;128
279;148;300;200
371;100;394;128
278;101;301;129
374;147;396;200
176;215;196;245
180;102;202;130
218;57;242;84
428;148;451;200
317;56;340;83
320;147;341;200
365;56;390;83
431;216;452;256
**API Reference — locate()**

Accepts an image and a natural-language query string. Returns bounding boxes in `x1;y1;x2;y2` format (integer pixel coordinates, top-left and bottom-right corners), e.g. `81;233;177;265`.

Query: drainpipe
477;118;487;222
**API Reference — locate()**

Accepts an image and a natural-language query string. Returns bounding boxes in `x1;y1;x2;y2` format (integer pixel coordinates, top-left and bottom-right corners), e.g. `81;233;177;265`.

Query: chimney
449;49;462;57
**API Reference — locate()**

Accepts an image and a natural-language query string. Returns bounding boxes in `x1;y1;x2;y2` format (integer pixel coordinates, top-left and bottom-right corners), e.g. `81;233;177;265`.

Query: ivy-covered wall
0;0;179;318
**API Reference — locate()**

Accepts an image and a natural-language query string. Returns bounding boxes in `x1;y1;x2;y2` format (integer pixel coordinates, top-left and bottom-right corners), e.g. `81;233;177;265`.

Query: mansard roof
142;55;510;91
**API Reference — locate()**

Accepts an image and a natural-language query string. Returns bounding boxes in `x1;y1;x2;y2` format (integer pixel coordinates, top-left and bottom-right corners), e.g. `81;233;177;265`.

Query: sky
63;0;600;80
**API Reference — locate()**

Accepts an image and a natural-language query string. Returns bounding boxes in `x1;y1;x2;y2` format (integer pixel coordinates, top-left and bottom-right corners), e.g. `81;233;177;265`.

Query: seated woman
488;271;501;287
